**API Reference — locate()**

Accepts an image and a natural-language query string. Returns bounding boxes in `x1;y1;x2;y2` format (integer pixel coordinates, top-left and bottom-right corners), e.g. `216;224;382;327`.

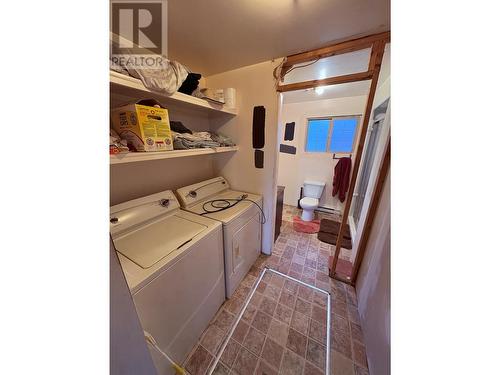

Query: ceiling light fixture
315;86;325;95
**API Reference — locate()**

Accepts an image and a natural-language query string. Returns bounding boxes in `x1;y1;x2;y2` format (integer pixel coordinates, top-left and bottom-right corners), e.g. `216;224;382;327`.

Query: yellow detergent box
111;99;173;152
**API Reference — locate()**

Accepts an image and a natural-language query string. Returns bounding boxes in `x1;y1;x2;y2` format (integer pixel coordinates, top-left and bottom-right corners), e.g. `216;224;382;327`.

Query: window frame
304;115;360;154
304;117;332;153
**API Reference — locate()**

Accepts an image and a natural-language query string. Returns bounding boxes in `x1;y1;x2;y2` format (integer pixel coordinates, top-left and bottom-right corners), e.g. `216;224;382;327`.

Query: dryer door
225;212;261;297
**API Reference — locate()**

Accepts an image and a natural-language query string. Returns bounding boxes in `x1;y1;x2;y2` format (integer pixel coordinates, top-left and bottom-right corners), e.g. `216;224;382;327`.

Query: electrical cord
283;58;320;77
273;57;320;88
200;194;267;224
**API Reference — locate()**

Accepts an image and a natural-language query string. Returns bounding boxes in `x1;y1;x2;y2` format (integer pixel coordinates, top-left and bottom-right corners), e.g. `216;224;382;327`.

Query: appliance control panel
176;177;229;207
110;190;180;236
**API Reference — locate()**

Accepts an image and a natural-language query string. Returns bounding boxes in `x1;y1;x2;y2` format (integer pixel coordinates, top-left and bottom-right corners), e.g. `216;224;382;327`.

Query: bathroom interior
275;45;391;282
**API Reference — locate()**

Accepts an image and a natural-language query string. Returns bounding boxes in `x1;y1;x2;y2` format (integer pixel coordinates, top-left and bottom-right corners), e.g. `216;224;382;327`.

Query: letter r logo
112;2;163;55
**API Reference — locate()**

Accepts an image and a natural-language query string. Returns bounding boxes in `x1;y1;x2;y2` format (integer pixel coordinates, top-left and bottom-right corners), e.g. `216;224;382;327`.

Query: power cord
200;194;267;224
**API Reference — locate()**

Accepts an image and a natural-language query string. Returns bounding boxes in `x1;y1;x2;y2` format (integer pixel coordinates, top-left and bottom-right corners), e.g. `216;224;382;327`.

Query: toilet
299;180;326;221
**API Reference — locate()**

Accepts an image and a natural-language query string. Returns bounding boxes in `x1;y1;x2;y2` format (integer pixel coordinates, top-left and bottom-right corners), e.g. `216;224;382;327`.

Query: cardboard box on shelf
111;99;173;152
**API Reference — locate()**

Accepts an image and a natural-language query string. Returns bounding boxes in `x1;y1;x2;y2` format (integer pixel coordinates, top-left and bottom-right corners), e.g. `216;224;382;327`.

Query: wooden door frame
275;31;390;285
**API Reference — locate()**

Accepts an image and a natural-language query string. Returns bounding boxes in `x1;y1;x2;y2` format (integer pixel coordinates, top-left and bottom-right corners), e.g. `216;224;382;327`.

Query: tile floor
184;206;368;375
211;269;330;375
284;205;354;279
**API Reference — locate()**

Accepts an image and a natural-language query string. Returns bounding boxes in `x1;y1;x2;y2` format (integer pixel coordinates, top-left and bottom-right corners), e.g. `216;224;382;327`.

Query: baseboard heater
316;206;340;215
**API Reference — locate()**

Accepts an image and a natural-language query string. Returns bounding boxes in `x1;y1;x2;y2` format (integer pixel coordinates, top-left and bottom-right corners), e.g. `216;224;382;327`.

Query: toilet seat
299;197;319;209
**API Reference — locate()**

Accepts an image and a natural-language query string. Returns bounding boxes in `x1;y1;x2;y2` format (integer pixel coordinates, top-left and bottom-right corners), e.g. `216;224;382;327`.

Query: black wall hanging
252;106;266;149
254;150;264;169
284;122;295;141
279;144;296;154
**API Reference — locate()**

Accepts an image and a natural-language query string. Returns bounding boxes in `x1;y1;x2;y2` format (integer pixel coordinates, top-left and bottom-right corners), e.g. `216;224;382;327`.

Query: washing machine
110;190;225;375
176;177;263;298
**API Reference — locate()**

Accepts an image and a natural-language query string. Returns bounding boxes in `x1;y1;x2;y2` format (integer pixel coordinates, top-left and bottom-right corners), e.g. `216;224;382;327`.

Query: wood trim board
277;71;373;92
282;31;390;69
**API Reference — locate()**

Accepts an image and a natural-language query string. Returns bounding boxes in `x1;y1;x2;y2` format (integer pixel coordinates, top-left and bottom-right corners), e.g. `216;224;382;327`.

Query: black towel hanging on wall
254;150;264;168
284;122;295;141
252;106;266;149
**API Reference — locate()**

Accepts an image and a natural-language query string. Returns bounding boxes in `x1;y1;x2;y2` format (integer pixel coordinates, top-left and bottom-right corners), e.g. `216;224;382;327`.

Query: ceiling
168;0;390;76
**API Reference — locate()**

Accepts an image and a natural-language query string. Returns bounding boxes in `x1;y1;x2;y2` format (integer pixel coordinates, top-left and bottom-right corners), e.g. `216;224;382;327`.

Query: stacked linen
171;131;235;150
211;133;235;147
172;131;220;149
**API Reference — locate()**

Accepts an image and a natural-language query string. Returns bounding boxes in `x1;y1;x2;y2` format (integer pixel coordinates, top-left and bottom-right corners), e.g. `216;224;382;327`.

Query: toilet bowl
299;180;326;222
299;197;319;221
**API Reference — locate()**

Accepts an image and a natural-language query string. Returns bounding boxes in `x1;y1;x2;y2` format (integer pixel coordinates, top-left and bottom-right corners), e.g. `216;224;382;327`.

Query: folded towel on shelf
171;131;235;150
194;132;214;141
210;133;235;147
172;131;220;149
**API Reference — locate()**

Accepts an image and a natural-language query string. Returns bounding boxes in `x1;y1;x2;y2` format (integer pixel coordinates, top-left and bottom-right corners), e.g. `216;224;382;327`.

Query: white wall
355;169;390;375
277;95;367;211
206;60;280;255
110;156;215;206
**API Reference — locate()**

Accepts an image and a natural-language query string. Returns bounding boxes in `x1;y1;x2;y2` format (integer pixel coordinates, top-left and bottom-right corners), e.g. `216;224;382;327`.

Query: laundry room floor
184;212;368;375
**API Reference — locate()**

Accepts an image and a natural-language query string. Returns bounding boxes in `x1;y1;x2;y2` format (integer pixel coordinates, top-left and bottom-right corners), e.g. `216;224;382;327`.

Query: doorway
273;81;371;275
272;32;390;285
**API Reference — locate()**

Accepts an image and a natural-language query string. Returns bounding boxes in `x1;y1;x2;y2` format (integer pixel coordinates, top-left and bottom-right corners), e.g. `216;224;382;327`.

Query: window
330;118;358;152
304;119;330;152
305;116;359;153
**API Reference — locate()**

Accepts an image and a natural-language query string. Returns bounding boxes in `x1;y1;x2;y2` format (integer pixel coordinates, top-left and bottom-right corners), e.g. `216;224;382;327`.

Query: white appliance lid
176;177;229;207
110;190;180;236
113;214;207;269
182;190;262;224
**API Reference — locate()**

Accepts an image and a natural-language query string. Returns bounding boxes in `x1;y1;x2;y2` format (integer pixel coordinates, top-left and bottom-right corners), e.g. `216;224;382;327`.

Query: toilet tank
303;180;325;199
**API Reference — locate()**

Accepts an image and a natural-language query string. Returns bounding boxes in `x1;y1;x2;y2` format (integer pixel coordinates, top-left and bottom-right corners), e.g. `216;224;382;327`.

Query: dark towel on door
332;157;352;202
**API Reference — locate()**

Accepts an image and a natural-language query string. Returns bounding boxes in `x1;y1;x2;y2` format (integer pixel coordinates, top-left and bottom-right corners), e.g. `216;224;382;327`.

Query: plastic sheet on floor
207;267;331;375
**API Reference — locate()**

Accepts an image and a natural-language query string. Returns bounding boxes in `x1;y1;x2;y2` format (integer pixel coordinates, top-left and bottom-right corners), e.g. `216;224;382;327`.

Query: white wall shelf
110;71;237;116
110;146;239;165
